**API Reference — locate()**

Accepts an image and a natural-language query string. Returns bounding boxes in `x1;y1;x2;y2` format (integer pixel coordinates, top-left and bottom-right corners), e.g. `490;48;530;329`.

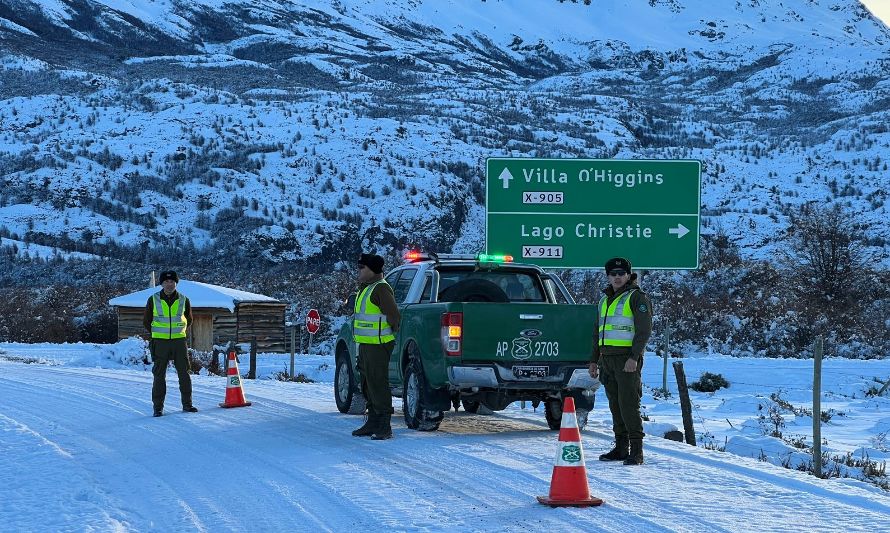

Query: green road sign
486;158;701;269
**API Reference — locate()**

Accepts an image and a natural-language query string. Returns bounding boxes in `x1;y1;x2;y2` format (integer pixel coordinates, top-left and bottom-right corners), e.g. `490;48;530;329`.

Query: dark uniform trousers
151;338;193;411
599;352;644;440
357;341;394;416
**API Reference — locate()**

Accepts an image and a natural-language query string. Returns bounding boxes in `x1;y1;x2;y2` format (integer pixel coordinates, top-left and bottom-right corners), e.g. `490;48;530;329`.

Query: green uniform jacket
591;275;653;363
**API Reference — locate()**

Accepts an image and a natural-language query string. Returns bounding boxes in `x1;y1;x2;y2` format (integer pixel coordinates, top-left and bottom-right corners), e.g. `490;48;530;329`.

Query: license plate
513;365;548;378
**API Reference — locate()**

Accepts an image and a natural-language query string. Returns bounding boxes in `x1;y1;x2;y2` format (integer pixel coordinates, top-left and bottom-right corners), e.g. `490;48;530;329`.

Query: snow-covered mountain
1;0;888;274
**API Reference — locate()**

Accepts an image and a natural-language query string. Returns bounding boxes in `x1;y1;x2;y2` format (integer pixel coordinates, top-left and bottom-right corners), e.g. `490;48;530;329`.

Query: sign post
305;309;321;355
486;158;701;269
288;322;295;378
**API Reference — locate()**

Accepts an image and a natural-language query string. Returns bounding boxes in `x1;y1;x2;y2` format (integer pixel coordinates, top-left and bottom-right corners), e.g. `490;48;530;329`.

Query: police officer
351;253;401;440
588;257;653;464
144;270;198;417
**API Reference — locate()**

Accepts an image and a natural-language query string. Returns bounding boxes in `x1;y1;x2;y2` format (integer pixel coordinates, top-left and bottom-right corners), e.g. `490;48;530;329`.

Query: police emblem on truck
511;338;531;359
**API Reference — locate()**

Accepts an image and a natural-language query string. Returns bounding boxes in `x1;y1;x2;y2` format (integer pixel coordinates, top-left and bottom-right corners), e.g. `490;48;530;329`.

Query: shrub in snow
690;372;730;392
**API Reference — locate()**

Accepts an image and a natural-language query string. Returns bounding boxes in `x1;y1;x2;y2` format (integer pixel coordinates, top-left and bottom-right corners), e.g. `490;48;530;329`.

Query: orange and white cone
219;350;252;408
537;396;603;507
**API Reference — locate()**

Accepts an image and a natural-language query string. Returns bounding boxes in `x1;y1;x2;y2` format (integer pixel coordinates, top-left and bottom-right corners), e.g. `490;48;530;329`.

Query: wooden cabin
109;280;287;353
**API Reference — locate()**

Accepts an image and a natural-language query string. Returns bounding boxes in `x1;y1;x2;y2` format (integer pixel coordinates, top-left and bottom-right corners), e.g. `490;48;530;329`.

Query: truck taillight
441;312;463;357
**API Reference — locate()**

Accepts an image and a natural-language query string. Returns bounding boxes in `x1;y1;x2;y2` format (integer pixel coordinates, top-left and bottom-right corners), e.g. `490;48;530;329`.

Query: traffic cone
219;350;252;408
537;397;603;507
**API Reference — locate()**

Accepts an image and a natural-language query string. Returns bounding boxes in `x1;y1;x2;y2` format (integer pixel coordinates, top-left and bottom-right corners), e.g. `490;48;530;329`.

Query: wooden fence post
673;360;696;446
662;322;671;394
248;338;257;379
299;325;304;354
813;336;823;478
289;325;296;379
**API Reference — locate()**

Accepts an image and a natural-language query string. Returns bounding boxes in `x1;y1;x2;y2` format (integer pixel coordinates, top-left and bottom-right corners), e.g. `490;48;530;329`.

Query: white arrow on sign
669;223;690;238
498;168;514;189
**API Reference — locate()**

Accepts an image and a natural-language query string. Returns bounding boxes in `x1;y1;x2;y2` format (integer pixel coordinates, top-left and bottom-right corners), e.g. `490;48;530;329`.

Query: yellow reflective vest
597;289;636;347
150;292;188;339
353;280;395;344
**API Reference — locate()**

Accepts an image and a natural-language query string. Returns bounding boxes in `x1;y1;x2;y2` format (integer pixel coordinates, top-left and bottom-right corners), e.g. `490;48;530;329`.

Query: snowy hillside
0;0;888;273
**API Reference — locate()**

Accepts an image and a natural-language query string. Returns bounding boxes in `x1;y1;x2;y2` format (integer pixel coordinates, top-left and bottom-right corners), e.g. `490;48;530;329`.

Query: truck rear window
432;268;546;302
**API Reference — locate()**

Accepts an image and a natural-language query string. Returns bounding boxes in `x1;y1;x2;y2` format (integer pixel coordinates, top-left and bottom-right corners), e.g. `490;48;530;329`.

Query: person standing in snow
143;270;198;417
588;257;653;465
350;253;401;440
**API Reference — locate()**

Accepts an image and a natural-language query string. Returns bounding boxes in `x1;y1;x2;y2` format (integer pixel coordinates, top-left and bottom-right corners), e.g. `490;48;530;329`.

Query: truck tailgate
458;303;597;364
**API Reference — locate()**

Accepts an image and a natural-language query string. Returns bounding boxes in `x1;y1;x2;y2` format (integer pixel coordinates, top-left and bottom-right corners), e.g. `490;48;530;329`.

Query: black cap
158;270;179;284
358;253;384;274
604;257;632;274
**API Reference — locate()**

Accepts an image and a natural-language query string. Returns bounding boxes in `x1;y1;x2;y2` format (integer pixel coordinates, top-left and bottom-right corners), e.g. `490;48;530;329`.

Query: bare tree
782;203;870;305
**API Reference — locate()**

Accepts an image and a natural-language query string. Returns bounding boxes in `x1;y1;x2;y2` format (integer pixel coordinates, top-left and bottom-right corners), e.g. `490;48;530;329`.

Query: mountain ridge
0;0;888;275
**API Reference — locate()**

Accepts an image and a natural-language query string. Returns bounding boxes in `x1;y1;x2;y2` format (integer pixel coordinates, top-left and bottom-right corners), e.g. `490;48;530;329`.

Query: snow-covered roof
108;280;280;312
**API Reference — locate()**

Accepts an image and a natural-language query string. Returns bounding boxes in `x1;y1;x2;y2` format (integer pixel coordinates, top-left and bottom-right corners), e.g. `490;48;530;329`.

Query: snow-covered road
1;361;888;532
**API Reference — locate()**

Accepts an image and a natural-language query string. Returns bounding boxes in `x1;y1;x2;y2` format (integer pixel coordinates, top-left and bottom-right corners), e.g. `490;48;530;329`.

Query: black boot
371;415;392;440
352;414;377;437
623;439;644;465
599;436;629;461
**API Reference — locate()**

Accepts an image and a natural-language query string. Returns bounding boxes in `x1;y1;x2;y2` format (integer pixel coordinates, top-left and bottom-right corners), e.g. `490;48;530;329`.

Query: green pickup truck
333;253;600;431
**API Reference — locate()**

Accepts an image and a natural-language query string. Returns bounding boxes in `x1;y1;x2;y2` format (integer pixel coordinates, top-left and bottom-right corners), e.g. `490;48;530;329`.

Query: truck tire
544;398;562;430
334;346;366;415
544;397;590;431
403;356;444;431
438;279;509;303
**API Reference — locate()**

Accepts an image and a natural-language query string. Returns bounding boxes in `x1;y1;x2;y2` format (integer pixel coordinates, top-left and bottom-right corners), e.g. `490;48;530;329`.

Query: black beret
158;270;179;283
604;257;632;274
358;253;384;274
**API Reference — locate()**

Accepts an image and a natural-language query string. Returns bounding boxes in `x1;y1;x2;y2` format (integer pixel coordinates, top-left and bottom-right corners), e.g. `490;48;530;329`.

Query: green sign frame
485;158;701;269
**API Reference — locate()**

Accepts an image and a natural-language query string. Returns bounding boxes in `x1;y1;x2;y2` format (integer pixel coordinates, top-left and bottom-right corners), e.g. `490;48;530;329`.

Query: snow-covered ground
1;339;888;531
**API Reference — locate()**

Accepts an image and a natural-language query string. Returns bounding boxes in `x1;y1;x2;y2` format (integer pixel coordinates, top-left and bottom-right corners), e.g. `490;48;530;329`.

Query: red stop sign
306;309;321;334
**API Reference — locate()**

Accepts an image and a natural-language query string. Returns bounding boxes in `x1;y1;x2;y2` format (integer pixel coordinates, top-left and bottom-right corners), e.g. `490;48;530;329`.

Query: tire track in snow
19;364;458;525
387;430;707;533
224;387;579;531
237;390;677;533
637;431;890;516
2;371;148;417
0;378;152;531
4;362;887;532
465;431;886;533
450;437;733;533
1;366;374;531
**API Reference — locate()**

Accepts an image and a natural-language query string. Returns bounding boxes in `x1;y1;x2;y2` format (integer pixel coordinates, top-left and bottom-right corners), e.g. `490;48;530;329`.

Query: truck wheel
403;356;444;431
544;397;590;430
461;399;481;413
334;348;366;415
438;279;509;303
544;398;562;430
